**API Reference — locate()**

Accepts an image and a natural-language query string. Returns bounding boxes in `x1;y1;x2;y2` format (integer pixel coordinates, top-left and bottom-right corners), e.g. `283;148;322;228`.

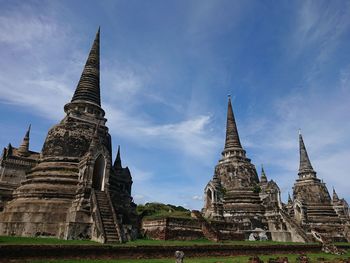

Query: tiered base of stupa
223;189;266;228
0;158;79;237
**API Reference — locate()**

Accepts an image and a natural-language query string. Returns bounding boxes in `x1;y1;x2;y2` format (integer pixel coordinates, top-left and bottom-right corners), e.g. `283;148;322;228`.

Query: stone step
105;231;118;235
101;219;114;222
106;238;119;241
99;210;111;213
103;224;116;228
106;239;120;242
105;233;118;237
103;222;116;226
99;210;112;213
94;190;121;242
104;225;117;229
98;206;110;209
102;219;114;223
100;213;112;217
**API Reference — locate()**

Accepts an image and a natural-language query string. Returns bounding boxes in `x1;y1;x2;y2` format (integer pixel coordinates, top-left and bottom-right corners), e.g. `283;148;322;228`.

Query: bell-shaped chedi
203;96;264;230
0;29;138;243
292;131;344;241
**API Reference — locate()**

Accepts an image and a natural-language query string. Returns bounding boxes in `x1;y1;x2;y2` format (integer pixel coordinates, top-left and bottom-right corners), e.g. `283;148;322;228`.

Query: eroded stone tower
203;96;266;229
290;132;349;241
0;29;138;243
203;97;312;242
0;125;39;211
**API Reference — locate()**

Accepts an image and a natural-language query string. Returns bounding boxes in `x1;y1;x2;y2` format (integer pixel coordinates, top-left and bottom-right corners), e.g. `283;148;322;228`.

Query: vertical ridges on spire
7;143;13;156
298;132;315;175
114;145;122;169
71;28;101;106
333;188;339;202
260;164;267;183
18;124;31;156
1;147;6;159
224;95;243;150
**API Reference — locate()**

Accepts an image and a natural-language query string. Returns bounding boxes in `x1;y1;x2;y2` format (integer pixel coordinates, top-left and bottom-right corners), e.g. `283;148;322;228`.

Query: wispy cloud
0;3;219;162
245;63;350;201
0;8;61;48
289;1;350;85
106;104;218;159
192;195;202;201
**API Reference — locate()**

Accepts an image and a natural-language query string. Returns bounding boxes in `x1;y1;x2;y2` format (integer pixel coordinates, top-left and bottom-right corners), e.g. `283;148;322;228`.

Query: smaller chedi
203;97;304;242
286;132;350;241
202;96;350;242
141;97;349;243
0;125;39;211
0;28;138;243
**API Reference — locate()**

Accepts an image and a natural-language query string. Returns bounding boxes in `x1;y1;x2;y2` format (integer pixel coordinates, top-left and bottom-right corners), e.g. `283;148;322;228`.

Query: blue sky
0;0;350;209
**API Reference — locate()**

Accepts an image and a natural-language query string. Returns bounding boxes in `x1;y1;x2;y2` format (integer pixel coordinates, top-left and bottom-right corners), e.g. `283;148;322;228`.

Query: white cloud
292;1;350;54
192;195;202;201
105;104;218;159
133;194;145;204
130;167;154;183
289;1;350;85
0;5;219;162
0;13;57;48
245;64;350;202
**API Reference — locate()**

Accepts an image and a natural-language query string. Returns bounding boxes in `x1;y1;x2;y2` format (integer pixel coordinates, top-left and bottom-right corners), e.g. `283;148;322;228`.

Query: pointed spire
114;145;122;169
333;187;339;202
1;147;7;159
298;131;316;176
71;28;101;106
7;143;13;156
260;164;267;183
18;124;31;155
224;95;243;151
288;192;292;204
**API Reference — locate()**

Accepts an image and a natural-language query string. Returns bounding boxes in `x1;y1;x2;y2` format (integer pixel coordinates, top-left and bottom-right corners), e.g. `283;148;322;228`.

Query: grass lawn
112;238;312;246
17;251;350;263
0;236;318;246
0;236;100;245
1;236;349;262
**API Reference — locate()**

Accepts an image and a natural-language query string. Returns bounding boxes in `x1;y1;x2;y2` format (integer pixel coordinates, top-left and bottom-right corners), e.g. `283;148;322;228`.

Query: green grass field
1;236;349;263
0;236;100;245
0;236;316;246
17;251;350;263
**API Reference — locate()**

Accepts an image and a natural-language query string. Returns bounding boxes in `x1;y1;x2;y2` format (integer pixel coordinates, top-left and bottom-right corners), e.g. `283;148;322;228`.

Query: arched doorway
206;188;213;208
295;204;302;223
92;155;106;190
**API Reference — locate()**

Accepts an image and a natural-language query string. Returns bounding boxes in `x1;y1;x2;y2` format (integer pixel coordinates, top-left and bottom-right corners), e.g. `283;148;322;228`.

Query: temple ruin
0;29;138;243
0;29;349;243
202;97;350;242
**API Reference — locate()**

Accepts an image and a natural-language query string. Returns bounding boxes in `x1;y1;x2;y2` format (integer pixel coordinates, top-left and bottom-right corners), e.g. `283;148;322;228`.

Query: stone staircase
94;190;122;243
191;210;220;242
279;209;311;242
